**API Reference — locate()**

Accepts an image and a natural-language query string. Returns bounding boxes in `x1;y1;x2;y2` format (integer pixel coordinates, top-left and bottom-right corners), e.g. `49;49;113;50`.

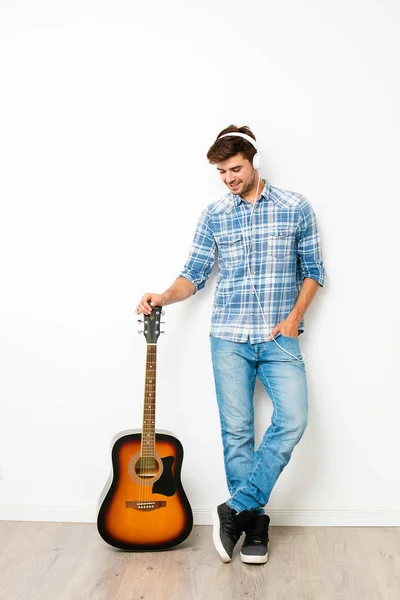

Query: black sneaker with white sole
212;503;253;563
240;514;270;564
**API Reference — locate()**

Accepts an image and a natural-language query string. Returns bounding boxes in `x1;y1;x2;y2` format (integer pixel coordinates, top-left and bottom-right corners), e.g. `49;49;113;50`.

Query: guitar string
142;344;156;506
145;345;151;505
151;345;157;505
138;324;159;507
141;345;148;506
147;344;154;505
144;345;152;505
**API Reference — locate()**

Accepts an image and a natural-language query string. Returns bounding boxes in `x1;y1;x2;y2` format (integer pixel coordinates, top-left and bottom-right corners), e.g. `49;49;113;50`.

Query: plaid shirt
178;180;326;343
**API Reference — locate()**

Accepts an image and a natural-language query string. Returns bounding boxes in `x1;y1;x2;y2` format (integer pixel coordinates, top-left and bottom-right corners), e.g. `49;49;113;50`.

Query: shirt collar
231;179;270;207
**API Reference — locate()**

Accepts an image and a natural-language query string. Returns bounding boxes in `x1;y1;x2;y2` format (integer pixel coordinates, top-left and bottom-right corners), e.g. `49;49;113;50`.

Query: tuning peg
137;329;143;334
137;319;143;323
161;310;165;316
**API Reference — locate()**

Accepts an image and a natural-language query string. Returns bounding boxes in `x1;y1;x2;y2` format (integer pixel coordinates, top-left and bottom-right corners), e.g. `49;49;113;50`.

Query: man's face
216;153;256;196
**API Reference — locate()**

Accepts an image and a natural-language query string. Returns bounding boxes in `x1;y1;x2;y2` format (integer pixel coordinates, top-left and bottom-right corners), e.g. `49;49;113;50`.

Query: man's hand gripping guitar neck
135;277;196;316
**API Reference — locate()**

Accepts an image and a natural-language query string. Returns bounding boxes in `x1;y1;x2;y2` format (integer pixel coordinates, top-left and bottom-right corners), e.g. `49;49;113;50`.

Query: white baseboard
0;505;399;526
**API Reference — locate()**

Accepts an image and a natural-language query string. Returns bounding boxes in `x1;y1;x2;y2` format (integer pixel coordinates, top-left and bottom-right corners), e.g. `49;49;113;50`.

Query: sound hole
129;453;163;484
135;457;158;478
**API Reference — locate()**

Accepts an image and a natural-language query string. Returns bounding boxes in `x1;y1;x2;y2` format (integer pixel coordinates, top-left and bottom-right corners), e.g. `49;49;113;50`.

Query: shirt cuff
177;270;205;294
302;269;326;287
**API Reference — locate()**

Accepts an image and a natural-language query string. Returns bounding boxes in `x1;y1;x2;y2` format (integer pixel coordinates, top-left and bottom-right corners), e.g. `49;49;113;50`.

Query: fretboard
141;344;157;456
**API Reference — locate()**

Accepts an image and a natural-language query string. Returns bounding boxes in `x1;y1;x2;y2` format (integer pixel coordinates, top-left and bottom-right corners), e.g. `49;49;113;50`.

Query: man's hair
206;124;257;165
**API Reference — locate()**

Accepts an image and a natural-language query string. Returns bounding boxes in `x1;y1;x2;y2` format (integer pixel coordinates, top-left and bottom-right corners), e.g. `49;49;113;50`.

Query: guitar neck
141;344;157;456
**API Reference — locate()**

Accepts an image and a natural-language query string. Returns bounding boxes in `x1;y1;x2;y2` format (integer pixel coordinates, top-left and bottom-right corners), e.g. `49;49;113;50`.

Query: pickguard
152;456;175;496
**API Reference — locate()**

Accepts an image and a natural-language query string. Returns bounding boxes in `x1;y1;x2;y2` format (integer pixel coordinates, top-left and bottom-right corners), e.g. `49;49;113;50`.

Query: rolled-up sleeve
297;197;326;287
178;209;216;293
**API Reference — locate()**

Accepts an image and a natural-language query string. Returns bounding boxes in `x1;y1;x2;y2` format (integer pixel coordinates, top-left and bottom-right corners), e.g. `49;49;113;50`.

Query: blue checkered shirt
178;180;326;343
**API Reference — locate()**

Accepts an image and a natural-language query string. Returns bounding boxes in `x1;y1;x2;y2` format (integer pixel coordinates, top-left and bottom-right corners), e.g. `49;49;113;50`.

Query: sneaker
240;514;270;564
212;503;252;563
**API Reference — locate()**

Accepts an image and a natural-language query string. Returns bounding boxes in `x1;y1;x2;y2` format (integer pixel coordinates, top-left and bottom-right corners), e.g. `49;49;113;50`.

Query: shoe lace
222;512;240;540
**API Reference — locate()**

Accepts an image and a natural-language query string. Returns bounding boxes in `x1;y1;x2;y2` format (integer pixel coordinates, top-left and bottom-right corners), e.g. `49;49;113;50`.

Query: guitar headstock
138;307;165;344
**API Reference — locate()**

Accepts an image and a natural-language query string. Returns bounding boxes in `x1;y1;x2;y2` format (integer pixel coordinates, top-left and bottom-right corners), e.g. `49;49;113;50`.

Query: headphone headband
217;132;261;170
217;132;259;151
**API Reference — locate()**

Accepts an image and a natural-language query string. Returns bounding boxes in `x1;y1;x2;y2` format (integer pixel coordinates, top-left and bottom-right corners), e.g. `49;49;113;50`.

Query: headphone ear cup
253;152;261;170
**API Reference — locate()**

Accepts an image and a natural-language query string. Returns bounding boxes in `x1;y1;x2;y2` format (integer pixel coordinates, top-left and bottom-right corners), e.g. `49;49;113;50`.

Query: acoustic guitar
97;307;193;550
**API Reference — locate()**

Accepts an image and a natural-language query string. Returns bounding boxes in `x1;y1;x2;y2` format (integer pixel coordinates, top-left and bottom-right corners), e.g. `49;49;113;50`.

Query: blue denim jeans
210;334;308;514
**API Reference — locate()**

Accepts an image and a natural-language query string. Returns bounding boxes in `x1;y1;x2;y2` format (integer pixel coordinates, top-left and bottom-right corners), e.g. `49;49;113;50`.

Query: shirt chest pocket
266;227;296;259
217;233;244;267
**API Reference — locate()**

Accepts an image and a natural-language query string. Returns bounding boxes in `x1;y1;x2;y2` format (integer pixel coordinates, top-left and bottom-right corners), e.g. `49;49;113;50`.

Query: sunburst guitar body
97;308;193;551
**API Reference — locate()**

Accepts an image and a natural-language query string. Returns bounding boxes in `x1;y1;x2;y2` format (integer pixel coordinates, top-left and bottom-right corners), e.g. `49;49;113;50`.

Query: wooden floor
0;522;399;600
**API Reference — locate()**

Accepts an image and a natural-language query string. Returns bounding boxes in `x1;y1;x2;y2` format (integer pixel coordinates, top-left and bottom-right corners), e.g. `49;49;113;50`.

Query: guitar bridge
125;501;166;511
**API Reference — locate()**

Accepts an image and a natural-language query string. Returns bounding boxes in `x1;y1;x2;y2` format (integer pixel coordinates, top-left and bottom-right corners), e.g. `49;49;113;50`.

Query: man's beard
240;172;257;196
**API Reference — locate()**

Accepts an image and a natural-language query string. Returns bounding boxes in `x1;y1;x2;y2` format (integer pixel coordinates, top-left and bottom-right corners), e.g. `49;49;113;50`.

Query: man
135;125;326;564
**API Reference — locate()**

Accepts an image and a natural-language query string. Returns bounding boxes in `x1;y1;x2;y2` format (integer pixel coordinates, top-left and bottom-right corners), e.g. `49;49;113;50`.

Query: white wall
0;0;399;526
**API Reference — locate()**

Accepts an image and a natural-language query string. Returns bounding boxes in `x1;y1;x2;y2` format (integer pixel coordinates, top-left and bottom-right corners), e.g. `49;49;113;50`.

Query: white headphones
217;132;261;170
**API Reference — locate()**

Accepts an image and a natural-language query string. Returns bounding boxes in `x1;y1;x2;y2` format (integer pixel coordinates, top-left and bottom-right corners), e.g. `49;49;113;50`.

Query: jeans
210;334;308;514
